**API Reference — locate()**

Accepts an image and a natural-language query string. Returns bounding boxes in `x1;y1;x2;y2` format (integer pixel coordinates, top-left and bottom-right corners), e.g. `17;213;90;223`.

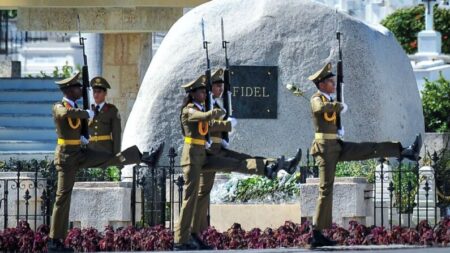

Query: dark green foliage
381;5;450;54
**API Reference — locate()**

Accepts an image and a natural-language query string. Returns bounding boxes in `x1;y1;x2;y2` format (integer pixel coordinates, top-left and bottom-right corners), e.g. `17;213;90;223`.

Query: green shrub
381;5;450;54
335;160;377;183
421;73;450;132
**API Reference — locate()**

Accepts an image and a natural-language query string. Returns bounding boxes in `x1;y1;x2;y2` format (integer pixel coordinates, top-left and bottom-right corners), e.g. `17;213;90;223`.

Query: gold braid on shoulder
321;96;336;124
63;102;81;129
198;121;209;136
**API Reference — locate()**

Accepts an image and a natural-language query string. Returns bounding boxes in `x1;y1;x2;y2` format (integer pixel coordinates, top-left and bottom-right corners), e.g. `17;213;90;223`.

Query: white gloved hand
221;139;230;149
228;117;237;128
86;109;95;119
341;103;348;114
80;136;89;145
205;141;211;149
337;126;345;138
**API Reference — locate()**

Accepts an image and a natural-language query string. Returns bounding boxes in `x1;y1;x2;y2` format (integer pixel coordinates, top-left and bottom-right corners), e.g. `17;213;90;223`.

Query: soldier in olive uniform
49;73;155;252
174;74;301;250
308;63;422;247
192;69;302;238
88;76;121;155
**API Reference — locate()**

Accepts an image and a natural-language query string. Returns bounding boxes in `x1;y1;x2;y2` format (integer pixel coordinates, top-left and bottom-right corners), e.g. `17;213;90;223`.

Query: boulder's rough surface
122;0;424;174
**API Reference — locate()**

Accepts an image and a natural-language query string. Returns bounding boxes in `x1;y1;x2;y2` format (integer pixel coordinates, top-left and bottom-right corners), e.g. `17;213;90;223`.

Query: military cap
211;68;224;84
55;72;82;88
181;75;207;92
90;76;111;90
308;62;335;85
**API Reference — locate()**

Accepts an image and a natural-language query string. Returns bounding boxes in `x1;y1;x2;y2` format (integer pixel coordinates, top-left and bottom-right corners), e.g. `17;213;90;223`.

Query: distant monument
411;0;450;91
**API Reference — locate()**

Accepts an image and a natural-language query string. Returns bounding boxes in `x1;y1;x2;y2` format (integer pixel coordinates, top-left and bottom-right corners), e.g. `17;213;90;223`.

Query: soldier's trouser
192;149;254;235
174;152;271;244
50;145;141;240
313;141;401;231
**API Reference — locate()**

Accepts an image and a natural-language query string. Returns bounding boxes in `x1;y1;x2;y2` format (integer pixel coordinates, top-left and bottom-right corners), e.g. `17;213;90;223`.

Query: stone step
0;150;54;160
0;90;60;102
0;78;59;90
0;114;54;128
0;101;54;114
0;127;56;141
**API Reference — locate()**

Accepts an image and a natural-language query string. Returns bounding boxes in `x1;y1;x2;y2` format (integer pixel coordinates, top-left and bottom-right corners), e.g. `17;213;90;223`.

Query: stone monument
121;0;424;178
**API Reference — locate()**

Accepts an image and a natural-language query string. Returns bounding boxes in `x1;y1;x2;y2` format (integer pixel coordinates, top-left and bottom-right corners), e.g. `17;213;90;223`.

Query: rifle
77;14;90;140
201;18;213;143
336;31;343;130
221;18;232;142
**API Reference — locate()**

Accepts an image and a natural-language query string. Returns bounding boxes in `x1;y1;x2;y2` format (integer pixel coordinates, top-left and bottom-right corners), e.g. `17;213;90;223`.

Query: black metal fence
370;152;450;229
131;147;184;231
0;160;56;230
0;158;126;231
0;147;448;232
129;148;319;230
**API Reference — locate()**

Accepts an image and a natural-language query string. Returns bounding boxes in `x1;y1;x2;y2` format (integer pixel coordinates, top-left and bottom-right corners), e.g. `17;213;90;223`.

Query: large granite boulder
122;0;424;177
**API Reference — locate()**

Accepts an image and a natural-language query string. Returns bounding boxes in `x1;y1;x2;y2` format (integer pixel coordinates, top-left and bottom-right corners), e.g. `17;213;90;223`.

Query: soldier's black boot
264;156;285;179
309;230;337;248
400;134;422;161
173;242;198;251
141;142;165;167
48;239;73;252
282;148;302;174
190;233;213;250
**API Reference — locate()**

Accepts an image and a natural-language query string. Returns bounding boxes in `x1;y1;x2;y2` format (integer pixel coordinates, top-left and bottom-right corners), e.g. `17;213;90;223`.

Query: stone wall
69;182;141;229
102;33;153;131
422;132;450;157
0;60;21;77
300;177;371;227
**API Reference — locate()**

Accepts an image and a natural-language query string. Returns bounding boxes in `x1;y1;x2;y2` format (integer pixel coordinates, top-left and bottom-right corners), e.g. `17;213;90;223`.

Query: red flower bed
200;218;450;249
0;218;448;252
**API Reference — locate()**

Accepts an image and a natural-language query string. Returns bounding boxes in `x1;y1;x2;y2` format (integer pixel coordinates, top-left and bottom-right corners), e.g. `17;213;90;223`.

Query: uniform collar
214;97;225;110
95;101;106;111
319;91;333;101
63;97;77;108
193;101;204;111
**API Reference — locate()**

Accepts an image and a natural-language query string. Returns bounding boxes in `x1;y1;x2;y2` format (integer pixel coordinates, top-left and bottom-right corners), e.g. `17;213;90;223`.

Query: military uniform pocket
310;141;323;156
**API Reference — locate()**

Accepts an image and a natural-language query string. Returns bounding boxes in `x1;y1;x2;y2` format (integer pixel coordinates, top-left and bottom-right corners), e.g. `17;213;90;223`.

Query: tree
421;73;450;132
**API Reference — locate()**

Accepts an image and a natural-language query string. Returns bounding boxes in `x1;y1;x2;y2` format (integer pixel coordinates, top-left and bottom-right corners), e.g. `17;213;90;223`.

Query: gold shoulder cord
198;121;208;136
63;102;81;129
321;96;336;124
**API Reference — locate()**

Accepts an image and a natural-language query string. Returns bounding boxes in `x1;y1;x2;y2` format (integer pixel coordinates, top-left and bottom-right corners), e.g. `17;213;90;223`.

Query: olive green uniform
175;100;274;243
50;74;143;240
191;97;253;235
88;103;121;155
309;64;402;231
175;73;280;244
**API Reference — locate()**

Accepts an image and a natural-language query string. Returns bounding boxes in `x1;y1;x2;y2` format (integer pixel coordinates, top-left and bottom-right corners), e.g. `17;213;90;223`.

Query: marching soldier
308;63;422;247
49;73;157;252
88;76;121;155
192;69;302;238
174;74;302;250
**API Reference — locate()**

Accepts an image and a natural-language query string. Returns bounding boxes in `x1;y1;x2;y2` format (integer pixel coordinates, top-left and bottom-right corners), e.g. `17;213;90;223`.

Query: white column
417;0;442;55
425;1;435;30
